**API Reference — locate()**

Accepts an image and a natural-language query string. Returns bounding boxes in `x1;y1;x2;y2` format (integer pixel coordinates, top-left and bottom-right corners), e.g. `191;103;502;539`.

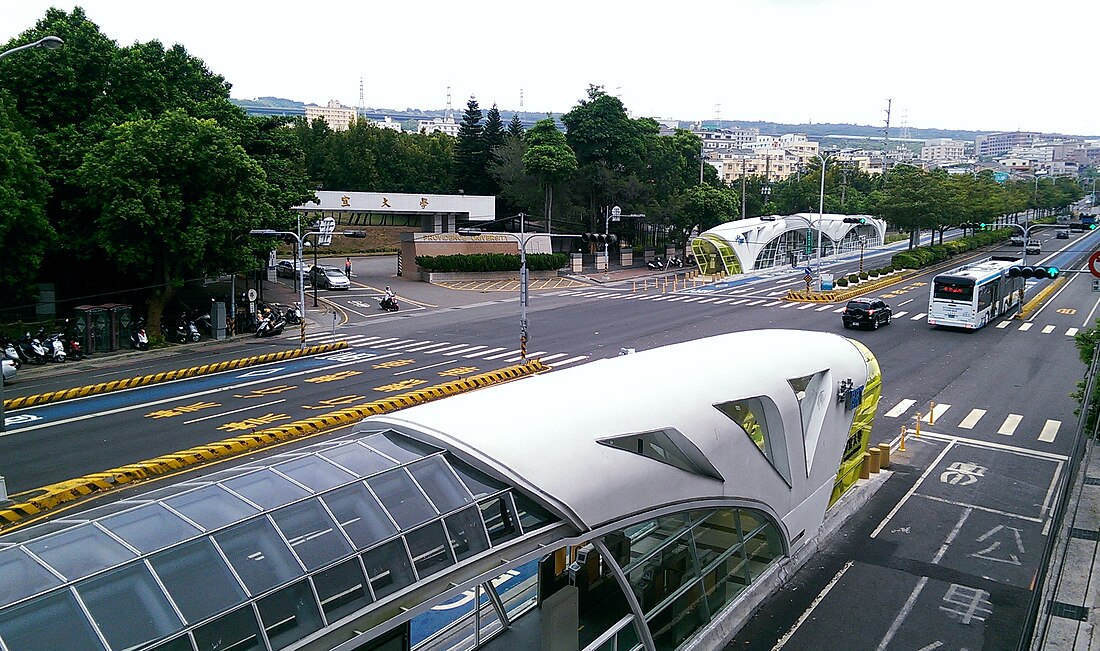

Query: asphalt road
3;226;1099;650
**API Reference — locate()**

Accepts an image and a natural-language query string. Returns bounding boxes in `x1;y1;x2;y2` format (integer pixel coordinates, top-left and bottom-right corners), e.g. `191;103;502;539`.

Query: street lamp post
814;152;835;289
0;35;64;439
249;229;307;349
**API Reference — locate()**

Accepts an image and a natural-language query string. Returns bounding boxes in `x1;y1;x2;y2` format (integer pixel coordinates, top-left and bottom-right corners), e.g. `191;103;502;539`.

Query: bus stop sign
1090;251;1100;278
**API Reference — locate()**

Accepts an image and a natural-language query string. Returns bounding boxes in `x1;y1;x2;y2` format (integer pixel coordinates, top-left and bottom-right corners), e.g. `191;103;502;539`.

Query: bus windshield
933;279;974;301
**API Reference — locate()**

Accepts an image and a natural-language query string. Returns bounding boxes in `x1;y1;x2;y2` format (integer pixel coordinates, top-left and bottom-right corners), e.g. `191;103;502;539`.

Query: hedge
890;227;1016;270
415;252;569;272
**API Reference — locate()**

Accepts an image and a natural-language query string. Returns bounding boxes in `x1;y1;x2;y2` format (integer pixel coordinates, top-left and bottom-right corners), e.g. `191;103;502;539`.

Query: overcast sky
3;1;1097;136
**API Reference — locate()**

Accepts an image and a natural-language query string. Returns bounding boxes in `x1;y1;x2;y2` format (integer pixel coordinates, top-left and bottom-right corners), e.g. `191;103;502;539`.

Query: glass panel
0;547;62;608
312;559;372;624
0;520;78;545
271;499;353;570
320;442;396;477
408;457;472;514
620;513;692;571
511;492;557;533
360;430;438;462
367;470;437;529
448;458;506;498
214;518;303;595
274;455;356;492
693;510;740;571
742;519;783;581
0;589;108;651
150;538;247;623
26;524;136;580
57;500;141;521
101;503;202;553
77;561;183;651
133;482;210;502
444;507;489;562
164;484;260;531
700;547;749;615
647;581;708;650
361;540;415;600
147;635;196;651
627;528;699;614
192;605;263;651
222;469;310;510
714;396;792;485
322;483;398;549
405;521;454;578
478;495;519;545
257;580;323;650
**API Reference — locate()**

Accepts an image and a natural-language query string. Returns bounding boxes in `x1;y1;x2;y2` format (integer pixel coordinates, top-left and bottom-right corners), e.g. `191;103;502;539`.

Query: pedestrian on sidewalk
345;257;352;278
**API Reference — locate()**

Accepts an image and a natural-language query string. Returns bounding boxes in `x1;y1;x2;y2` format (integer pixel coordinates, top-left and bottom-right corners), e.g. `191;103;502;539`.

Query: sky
3;0;1097;137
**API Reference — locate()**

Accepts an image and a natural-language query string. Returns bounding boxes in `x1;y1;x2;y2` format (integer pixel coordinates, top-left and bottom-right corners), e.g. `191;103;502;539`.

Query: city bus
928;256;1024;329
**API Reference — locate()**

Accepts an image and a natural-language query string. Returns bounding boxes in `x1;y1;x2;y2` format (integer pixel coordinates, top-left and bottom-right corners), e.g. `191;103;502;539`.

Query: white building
372;116;403;133
920;138;967;163
694;126;761;152
304;99;357;131
418;115;460;137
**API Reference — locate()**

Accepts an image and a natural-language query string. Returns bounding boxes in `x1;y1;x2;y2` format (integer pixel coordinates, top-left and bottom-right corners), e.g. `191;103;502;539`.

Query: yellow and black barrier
0;359;548;526
3;341;350;412
786;270;911;303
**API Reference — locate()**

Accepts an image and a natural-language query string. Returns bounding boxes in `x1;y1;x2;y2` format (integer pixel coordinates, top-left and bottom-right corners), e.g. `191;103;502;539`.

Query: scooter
193;310;213;338
42;332;66;363
130;317;149;350
668;256;684;268
646;257;664;270
18;333;48;365
58;319;85;361
284;303;302;326
254;307;287;337
379;295;399;312
1;336;26;369
162;316;190;344
185;317;201;343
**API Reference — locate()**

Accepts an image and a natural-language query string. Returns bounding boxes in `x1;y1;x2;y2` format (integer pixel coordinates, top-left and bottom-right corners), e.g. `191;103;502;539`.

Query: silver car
2;359;16;385
309;266;351;290
1025;239;1041;255
275;259;308;282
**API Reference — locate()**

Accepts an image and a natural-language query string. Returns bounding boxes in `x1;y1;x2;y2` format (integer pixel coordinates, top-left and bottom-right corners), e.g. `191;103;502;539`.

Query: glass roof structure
0;428;559;651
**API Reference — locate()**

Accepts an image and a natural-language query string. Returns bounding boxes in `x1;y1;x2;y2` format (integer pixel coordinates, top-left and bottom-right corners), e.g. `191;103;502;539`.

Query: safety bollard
929;400;936;426
632;281;637;293
878;443;891;468
915;413;921;437
899;426;906;452
868;447;881;474
859;452;871;479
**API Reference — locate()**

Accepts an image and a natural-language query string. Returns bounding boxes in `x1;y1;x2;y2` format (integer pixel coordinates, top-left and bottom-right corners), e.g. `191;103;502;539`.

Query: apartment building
920;138;967;163
304;100;357;131
417;115;460;137
975;132;1039;158
693;126;761;153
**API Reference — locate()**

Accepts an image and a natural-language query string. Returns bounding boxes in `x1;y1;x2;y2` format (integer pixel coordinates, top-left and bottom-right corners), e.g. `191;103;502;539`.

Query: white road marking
539;353;568;362
816;305;834;311
910;313;927;320
747;299;767;306
876;576;929;651
1038;420;1061;443
1041;325;1056;334
933;508;972;564
894;311;908;318
483;349;521;360
402;342;453;352
773;561;854;651
467;347;506;358
997;321;1011;329
779;303;798;309
444;345;489;356
797;304;816;310
1068;327;1079;336
921;404;951;423
872;443;956;538
884;399;916;418
183;399;286;424
1019;322;1033;331
833;307;846;313
998;414;1023;436
958;409;986;429
549;355;588;366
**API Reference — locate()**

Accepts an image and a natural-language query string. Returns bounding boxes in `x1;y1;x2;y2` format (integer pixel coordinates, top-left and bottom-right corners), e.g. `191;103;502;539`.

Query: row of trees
0;8;1088;328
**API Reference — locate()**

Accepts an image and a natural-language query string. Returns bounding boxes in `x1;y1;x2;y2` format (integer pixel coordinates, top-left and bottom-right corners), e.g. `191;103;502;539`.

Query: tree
481;104;505;197
868;165;943;248
0;98;53;311
507;113;525;140
490;137;541;216
675;185;738;233
522;118;577;233
453;96;487;194
75;110;278;333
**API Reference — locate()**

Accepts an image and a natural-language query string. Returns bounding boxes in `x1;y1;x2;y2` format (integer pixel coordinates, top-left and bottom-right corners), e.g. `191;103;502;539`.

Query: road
2;225;1098;649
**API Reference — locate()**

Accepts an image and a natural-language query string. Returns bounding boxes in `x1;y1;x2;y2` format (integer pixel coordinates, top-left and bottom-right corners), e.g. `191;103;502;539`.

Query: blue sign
993;171;1009;184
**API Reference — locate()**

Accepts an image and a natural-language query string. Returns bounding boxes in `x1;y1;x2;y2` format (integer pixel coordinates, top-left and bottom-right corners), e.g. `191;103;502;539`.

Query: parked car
1057;229;1070;239
1025;239;1041;255
276;259;309;282
309;265;351;290
2;358;15;385
842;298;892;330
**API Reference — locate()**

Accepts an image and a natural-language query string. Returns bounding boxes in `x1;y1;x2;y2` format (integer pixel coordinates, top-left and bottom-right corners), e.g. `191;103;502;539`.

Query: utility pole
741;158;747;220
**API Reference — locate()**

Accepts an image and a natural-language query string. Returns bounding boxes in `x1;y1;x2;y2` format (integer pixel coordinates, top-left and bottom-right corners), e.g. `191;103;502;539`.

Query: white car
2;359;16;385
309;266;351;290
1025;239;1041;255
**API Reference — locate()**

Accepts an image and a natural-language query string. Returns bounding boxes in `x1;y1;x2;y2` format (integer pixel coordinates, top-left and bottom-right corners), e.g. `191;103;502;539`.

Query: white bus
928;256;1024;329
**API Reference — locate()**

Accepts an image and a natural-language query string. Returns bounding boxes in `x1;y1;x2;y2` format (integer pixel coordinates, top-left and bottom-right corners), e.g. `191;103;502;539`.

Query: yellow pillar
878;443;891;468
859;452;871;479
915;413;921;438
868;447;881;474
899;426;906;451
929;401;936;425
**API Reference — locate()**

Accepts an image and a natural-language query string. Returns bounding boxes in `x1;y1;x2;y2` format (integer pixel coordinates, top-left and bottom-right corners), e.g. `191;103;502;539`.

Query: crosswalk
882;398;1063;444
544;289;1081;337
291;333;590;367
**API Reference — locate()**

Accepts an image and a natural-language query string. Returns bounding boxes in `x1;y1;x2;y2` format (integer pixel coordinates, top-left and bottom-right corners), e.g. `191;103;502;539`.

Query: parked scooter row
0;323;85;366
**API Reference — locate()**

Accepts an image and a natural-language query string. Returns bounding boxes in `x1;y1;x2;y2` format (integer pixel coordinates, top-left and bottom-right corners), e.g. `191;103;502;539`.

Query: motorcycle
254;307;287;337
1;335;27;369
193;309;213;339
379;295;399;312
646;257;664;270
41;331;66;363
668;256;685;268
185;317;201;343
130;317;150;350
18;332;48;365
284;303;302;326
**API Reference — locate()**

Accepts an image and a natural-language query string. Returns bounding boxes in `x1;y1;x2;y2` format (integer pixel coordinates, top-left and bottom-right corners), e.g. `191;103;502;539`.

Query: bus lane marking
184;399;286;424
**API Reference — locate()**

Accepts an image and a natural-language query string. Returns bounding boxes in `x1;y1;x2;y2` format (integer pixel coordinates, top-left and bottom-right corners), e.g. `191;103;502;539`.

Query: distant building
304;100;357;131
718;150;801;184
371;116;403;133
693;126;760;153
418;115;460;137
920;138;967;163
975;132;1040;159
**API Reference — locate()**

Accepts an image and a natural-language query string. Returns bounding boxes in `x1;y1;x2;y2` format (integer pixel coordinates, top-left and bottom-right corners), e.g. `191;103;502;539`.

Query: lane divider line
3;342;350;412
0;359;547;527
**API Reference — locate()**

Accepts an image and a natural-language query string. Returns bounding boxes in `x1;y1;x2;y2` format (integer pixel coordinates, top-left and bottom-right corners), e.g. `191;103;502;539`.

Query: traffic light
581;233;618;245
958;222;988;230
1008;265;1060;279
842;217;866;224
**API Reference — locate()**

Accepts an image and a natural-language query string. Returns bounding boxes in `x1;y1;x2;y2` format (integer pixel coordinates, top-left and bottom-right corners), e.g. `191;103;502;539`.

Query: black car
842;298;892;330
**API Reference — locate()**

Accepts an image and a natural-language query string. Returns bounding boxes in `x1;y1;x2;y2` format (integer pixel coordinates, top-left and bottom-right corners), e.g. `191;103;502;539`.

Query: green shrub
836;277;849;287
868;269;879;278
848;273;860;283
415;253;568;272
859;271;869;280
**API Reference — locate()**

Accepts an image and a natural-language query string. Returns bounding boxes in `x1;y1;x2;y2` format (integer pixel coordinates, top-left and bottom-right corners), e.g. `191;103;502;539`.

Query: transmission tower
882;98;892;181
358;76;364;123
446;86;452;119
899;109;911;141
519;88;524;110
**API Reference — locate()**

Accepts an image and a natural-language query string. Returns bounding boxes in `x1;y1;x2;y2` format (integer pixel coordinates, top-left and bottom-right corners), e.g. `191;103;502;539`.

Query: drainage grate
1049;601;1089;621
1084;476;1100;486
1072;528;1100;541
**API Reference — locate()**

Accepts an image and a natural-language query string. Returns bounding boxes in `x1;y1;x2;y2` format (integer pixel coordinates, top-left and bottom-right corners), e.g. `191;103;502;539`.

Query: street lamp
249;229;307;349
460;214;531;362
0;35;64;438
814;151;835;289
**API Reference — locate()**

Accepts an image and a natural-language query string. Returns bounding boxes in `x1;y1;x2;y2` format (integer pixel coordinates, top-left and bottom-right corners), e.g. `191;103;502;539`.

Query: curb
3;342;350;412
0;359;548;527
1017;276;1068;318
786;270;912;302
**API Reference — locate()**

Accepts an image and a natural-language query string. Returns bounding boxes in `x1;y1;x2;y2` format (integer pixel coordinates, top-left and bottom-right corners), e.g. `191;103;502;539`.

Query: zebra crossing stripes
910;313;927;320
1068;328;1080;337
882;399;1062;443
920;404;950;423
815;305;834;312
796;304;816;310
884;399;916;418
958;408;986;429
467;346;506;358
1038;420;1061;442
998;414;1023;435
997;321;1011;329
1041;325;1056;334
894;311;909;318
1019;323;1034;332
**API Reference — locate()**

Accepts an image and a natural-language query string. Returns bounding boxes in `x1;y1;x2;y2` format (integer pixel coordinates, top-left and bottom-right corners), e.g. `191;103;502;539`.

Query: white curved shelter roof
372;329;874;541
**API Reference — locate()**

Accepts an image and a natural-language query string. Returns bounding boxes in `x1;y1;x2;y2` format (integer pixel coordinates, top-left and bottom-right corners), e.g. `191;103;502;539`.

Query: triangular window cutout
714;397;791;486
599;428;723;481
790;371;830;477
